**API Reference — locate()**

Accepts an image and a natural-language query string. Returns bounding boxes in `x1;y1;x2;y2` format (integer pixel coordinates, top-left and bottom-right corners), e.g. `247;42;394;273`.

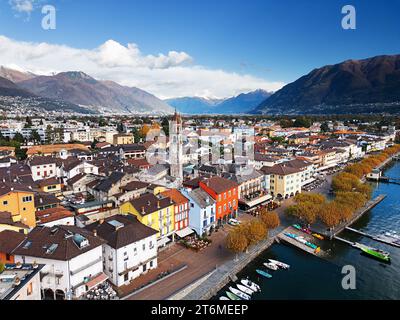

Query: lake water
216;161;400;300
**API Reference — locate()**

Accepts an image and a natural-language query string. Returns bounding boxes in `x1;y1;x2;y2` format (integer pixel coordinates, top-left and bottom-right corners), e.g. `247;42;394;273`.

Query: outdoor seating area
83;281;118;300
180;235;212;251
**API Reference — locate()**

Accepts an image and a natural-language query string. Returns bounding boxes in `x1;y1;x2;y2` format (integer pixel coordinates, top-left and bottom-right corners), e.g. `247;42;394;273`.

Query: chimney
93;229;97;237
141;206;145;214
99;219;104;225
157;201;160;208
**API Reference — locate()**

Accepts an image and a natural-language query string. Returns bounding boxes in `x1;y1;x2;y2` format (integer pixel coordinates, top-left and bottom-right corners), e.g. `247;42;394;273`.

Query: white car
229;218;241;226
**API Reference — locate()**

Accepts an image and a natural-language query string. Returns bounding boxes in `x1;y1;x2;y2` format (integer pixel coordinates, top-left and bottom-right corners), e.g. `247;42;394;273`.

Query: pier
344;227;400;248
277;227;327;258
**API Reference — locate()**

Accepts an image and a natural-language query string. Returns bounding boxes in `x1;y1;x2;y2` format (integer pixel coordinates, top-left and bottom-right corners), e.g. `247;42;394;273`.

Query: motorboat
268;259;290;269
263;262;279;271
229;287;251;300
236;284;254;295
240;279;261;292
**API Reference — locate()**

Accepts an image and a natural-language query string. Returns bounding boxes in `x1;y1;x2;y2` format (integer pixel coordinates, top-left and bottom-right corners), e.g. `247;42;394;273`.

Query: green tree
320;122;330;132
13;132;24;144
30;130;41;143
293;116;312;128
45;125;53;144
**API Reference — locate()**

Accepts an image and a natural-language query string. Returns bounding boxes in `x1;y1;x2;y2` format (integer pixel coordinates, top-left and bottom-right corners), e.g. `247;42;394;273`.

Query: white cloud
0;35;285;99
9;0;35;15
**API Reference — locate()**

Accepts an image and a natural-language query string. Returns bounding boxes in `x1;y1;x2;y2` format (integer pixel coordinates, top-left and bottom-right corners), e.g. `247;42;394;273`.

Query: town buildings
85;215;157;287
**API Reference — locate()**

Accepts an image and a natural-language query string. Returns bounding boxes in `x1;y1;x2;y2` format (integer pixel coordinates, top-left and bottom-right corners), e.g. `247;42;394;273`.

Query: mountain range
166;89;272;114
0;67;173;115
253;54;400;114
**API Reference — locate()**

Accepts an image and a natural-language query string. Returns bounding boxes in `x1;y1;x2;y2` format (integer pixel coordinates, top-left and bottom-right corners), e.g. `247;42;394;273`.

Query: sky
0;0;400;99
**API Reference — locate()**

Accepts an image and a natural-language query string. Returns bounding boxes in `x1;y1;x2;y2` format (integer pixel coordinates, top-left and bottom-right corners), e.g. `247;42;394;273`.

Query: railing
70;257;102;276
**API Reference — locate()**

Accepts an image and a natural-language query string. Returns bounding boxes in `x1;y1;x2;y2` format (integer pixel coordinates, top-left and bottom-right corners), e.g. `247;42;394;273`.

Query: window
228;190;231;197
124;273;129;282
2;200;8;205
142;243;146;251
223;193;226;200
22;196;32;202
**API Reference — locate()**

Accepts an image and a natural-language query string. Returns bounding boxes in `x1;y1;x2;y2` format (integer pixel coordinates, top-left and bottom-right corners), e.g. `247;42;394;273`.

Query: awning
175;227;195;238
157;236;171;247
85;273;109;290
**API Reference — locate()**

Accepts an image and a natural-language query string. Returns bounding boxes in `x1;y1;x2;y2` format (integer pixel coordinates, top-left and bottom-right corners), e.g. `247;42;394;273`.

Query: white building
0;263;43;300
28;156;57;181
182;188;216;237
13;225;106;300
85;215;158;287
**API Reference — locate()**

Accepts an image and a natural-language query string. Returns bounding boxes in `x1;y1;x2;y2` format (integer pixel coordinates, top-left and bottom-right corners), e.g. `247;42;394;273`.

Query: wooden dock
278;227;327;258
344;227;400;248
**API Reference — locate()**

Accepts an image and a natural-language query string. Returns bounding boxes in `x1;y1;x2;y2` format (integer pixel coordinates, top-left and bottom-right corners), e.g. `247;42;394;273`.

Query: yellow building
37;178;63;195
0;211;29;234
120;193;174;243
261;164;302;199
0;183;36;228
113;133;134;145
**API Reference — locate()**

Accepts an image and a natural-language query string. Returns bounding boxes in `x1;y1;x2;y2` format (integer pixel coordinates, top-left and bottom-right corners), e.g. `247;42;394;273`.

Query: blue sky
0;0;400;98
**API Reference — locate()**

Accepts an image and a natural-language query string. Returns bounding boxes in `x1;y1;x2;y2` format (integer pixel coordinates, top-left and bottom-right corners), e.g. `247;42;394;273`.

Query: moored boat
237;284;254;295
263;262;279;270
312;233;325;240
226;291;241;300
360;247;391;262
256;269;272;278
241;279;261;292
229;286;251;300
268;259;290;269
219;296;230;300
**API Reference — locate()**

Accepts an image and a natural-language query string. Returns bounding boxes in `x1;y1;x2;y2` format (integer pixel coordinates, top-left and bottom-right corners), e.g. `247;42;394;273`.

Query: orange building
0;230;26;263
161;189;189;231
199;176;238;225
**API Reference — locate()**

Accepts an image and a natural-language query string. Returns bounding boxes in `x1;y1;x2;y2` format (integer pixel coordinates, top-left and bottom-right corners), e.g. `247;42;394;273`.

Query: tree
117;122;124;133
45;125;53;144
98;117;107;127
13;132;24;144
0;262;5;273
320;122;330;132
226;229;248;253
24;116;32;128
243;220;268;245
260;210;280;229
15;147;27;160
161;117;170;136
279;119;293;128
30;130;41;144
293;116;312;128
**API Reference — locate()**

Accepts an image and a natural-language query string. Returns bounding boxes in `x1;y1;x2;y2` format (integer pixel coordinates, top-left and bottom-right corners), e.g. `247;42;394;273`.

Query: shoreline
162;150;400;300
181;232;279;300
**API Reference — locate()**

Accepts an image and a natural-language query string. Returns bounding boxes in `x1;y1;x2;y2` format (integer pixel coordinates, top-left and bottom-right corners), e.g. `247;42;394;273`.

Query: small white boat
263;262;279;271
229;286;251;300
219;296;230;300
241;279;260;292
269;259;290;269
237;284;254;295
